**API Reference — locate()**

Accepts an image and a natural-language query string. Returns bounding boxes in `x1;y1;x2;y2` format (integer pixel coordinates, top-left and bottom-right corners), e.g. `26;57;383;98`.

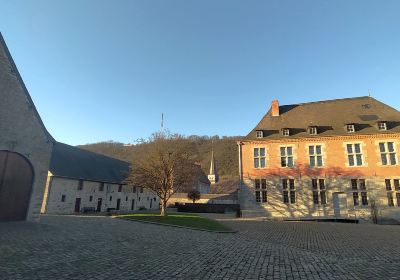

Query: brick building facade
238;97;400;221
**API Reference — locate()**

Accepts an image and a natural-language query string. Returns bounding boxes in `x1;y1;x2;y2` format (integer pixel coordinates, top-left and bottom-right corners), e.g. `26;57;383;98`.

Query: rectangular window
109;196;113;202
280;147;294;167
99;183;104;191
379;142;397;166
347;144;363;166
346;124;355;133
77;180;83;190
254;148;266;168
133;186;137;193
351;179;368;206
140;187;144;193
61;195;66;202
282;179;295;204
309;145;323;167
89;196;93;202
378;122;387;131
118;185;122;192
385;179;400;207
256;130;263;138
255;179;267;203
311;179;327;205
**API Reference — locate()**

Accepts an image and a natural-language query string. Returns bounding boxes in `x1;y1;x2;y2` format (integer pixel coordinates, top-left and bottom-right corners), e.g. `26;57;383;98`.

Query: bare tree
187;189;201;203
126;132;196;216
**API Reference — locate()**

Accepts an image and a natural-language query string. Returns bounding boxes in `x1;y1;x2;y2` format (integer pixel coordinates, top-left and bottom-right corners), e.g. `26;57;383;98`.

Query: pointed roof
0;32;54;142
246;96;400;140
209;150;216;175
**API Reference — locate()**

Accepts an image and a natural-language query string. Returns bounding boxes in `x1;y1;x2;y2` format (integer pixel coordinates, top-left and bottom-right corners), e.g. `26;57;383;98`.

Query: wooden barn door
0;151;34;221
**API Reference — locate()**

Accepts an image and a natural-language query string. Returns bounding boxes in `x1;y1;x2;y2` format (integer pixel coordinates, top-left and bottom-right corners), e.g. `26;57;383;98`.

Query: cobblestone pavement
1;215;400;280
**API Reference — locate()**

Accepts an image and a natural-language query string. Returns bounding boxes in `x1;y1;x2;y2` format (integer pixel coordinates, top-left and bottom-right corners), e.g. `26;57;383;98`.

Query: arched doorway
0;151;34;221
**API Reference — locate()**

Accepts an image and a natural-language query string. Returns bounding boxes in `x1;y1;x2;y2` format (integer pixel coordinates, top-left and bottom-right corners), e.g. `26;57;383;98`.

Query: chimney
271;100;280;117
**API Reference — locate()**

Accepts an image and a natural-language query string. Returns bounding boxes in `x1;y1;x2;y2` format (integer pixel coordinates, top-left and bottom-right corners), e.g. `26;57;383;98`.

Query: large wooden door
74;198;81;213
0;151;34;221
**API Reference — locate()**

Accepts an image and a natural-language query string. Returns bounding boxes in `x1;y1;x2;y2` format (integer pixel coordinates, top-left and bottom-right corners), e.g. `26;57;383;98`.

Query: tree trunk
160;199;167;216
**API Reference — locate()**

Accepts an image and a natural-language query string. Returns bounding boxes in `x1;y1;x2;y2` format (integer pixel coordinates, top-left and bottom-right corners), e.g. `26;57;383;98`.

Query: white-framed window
282;179;295;204
309;126;318;135
280;146;294;167
346;124;355;133
253;148;266;168
312;179;327;205
385;179;400;207
378;122;387;131
346;143;363;166
282;128;290;136
309;145;323;167
256;130;263;138
351;179;368;206
379;142;397;166
255;179;267;203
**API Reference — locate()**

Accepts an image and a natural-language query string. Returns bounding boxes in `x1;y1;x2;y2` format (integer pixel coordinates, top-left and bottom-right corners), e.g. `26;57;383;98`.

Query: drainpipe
237;141;243;217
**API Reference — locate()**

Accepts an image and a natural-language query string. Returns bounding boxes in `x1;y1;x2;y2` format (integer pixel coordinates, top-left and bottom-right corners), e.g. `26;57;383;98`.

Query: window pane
351;179;358;190
387;192;394;207
348;155;355;166
317;156;323;167
309;146;315;155
347;144;353;154
289;179;295;190
310;156;315;167
390;153;397;165
356;154;363;166
290;191;296;203
254;148;259;157
260;158;266;168
316;145;322;155
255;191;261;203
287;147;293;156
396;193;400;207
255;179;261;189
312;179;318;189
287;157;294;167
354;144;361;154
320;191;327;205
381;154;388;165
394;179;400;191
313;191;319;204
261;179;267;189
319;179;325;190
388;142;395;153
260;148;265;157
262;191;268;203
361;192;368;206
281;157;287;167
254;158;259;168
379;143;386;153
282;179;288;190
283;191;289;203
353;192;359;206
359;179;366;190
385;179;392;191
280;147;286;156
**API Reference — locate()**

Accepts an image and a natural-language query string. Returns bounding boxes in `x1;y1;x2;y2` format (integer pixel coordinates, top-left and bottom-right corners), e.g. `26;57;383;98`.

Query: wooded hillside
78;135;242;193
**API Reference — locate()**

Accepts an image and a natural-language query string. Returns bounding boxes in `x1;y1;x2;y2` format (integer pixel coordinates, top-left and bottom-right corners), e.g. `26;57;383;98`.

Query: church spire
208;141;218;184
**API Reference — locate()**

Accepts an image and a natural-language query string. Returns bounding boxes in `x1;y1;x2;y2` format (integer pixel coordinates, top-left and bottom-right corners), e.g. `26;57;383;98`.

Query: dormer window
282;128;290;137
377;121;387;131
256;130;263;138
308;126;318;135
346;124;355;133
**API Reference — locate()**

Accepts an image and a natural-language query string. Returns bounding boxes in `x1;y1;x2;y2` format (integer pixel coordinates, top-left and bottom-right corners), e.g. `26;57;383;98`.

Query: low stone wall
169;193;238;207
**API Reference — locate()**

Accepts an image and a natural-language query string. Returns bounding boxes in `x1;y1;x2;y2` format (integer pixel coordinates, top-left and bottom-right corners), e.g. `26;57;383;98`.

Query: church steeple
208;143;219;184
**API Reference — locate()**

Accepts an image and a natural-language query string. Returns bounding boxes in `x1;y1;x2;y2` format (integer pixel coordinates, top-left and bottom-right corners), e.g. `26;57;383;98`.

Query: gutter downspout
238;141;243;216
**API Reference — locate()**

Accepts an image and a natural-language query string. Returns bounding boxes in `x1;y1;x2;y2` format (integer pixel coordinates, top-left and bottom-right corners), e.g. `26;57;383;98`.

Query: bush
187;189;201;203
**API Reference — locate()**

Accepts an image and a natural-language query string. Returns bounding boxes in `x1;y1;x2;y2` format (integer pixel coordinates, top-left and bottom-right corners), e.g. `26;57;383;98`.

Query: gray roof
246;96;400;140
0;32;54;142
50;142;130;183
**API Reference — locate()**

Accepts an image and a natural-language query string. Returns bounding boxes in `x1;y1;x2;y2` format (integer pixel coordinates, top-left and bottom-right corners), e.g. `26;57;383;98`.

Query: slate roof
195;164;211;185
246;96;400;140
50;142;130;183
0;32;54;142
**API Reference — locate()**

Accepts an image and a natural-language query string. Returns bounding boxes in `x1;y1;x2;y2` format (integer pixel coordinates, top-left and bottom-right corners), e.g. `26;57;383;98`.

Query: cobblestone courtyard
1;215;400;280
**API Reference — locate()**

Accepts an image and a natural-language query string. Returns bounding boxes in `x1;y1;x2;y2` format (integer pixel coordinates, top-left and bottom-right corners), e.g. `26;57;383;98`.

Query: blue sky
1;1;400;145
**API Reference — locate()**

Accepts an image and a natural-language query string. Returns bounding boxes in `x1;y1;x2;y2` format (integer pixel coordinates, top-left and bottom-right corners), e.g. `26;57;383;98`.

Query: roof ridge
280;96;371;108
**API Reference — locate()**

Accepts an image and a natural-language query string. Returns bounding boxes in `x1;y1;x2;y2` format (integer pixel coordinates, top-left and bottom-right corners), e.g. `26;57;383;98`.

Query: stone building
0;33;53;221
238;96;400;221
41;142;159;214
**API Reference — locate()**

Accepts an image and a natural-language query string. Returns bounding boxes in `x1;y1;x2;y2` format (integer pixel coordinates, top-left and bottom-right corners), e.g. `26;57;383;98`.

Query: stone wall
169;192;238;207
42;176;159;214
0;34;53;222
